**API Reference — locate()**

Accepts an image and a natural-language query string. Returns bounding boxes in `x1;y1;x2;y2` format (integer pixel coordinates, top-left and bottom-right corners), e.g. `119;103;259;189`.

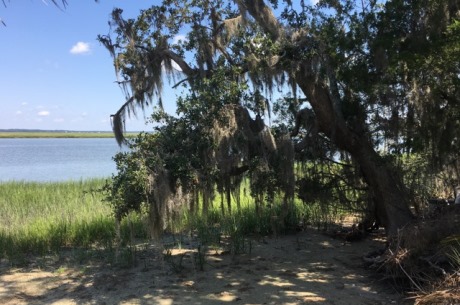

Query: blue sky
1;0;172;131
1;0;318;132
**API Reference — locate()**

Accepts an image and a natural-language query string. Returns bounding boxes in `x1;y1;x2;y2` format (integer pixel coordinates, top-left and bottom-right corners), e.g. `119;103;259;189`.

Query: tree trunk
240;0;414;235
295;67;414;235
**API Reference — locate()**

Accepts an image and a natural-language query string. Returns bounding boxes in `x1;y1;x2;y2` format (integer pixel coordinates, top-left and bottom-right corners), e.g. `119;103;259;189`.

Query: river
0;138;127;182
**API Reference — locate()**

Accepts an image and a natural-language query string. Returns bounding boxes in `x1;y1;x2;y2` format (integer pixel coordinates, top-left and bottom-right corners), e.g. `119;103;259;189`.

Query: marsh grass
0;179;344;264
169;193;320;256
0;179;146;262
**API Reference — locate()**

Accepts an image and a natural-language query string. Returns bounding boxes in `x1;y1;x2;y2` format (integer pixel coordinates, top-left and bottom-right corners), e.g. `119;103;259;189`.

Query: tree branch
238;0;284;41
163;50;194;76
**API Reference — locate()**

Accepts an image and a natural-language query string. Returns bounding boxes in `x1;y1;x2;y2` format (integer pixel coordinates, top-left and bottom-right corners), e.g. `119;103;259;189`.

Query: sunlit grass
0;178;345;263
168;190;336;255
0;179;147;261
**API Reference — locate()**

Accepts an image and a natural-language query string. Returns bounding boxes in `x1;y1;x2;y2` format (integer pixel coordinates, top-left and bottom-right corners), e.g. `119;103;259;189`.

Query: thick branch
163;50;194;76
238;0;283;41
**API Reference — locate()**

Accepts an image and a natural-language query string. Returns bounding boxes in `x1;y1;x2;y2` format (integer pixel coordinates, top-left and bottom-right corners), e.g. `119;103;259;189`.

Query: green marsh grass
0;178;344;263
168;191;317;256
0;179;146;261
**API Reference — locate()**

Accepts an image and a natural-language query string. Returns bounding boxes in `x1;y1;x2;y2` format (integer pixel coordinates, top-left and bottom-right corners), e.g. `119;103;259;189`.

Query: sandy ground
0;228;413;305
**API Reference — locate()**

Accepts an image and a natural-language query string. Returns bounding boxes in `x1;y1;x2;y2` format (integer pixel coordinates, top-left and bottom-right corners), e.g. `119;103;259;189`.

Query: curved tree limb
236;0;284;41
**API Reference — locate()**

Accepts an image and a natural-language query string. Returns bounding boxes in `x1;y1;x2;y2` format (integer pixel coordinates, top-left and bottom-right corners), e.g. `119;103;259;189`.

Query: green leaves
103;150;149;220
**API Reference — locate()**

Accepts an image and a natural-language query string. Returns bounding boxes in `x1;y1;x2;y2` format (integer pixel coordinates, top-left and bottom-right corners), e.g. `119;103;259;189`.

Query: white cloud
21;102;28;106
172;34;187;44
70;42;91;55
16;111;22;115
37;111;50;116
310;0;320;5
81;112;88;117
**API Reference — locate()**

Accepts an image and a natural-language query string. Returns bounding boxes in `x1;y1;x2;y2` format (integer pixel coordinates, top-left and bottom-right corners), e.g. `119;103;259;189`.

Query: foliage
98;0;460;237
370;1;460;168
102;148;150;220
101;63;297;236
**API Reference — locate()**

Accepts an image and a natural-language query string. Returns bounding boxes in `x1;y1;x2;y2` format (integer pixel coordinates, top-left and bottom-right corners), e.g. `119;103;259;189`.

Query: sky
0;0;318;132
1;0;174;132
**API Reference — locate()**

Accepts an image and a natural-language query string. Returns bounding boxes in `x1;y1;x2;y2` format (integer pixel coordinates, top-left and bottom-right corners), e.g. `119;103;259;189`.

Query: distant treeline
0;130;140;138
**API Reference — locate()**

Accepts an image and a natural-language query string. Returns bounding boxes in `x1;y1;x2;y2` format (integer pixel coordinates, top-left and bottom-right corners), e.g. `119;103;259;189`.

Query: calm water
0;138;127;182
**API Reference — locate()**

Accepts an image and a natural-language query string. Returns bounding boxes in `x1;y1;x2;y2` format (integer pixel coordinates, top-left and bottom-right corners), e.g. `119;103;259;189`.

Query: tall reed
0;179;146;260
0;178;342;262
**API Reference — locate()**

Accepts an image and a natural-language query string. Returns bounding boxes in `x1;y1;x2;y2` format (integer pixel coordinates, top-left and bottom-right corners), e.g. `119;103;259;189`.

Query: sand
0;228;413;305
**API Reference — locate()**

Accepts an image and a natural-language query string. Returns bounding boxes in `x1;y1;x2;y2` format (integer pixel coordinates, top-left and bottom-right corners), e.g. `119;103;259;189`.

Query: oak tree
100;0;460;236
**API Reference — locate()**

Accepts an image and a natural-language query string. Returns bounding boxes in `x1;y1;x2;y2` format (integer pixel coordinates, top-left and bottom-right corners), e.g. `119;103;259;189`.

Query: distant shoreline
0;130;139;138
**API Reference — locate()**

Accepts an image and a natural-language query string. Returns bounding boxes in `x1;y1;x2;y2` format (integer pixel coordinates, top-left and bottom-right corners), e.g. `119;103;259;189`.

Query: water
0;138;127;182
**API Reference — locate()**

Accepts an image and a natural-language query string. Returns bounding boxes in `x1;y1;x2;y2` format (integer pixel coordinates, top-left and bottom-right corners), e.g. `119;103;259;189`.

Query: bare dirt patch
0;229;413;305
